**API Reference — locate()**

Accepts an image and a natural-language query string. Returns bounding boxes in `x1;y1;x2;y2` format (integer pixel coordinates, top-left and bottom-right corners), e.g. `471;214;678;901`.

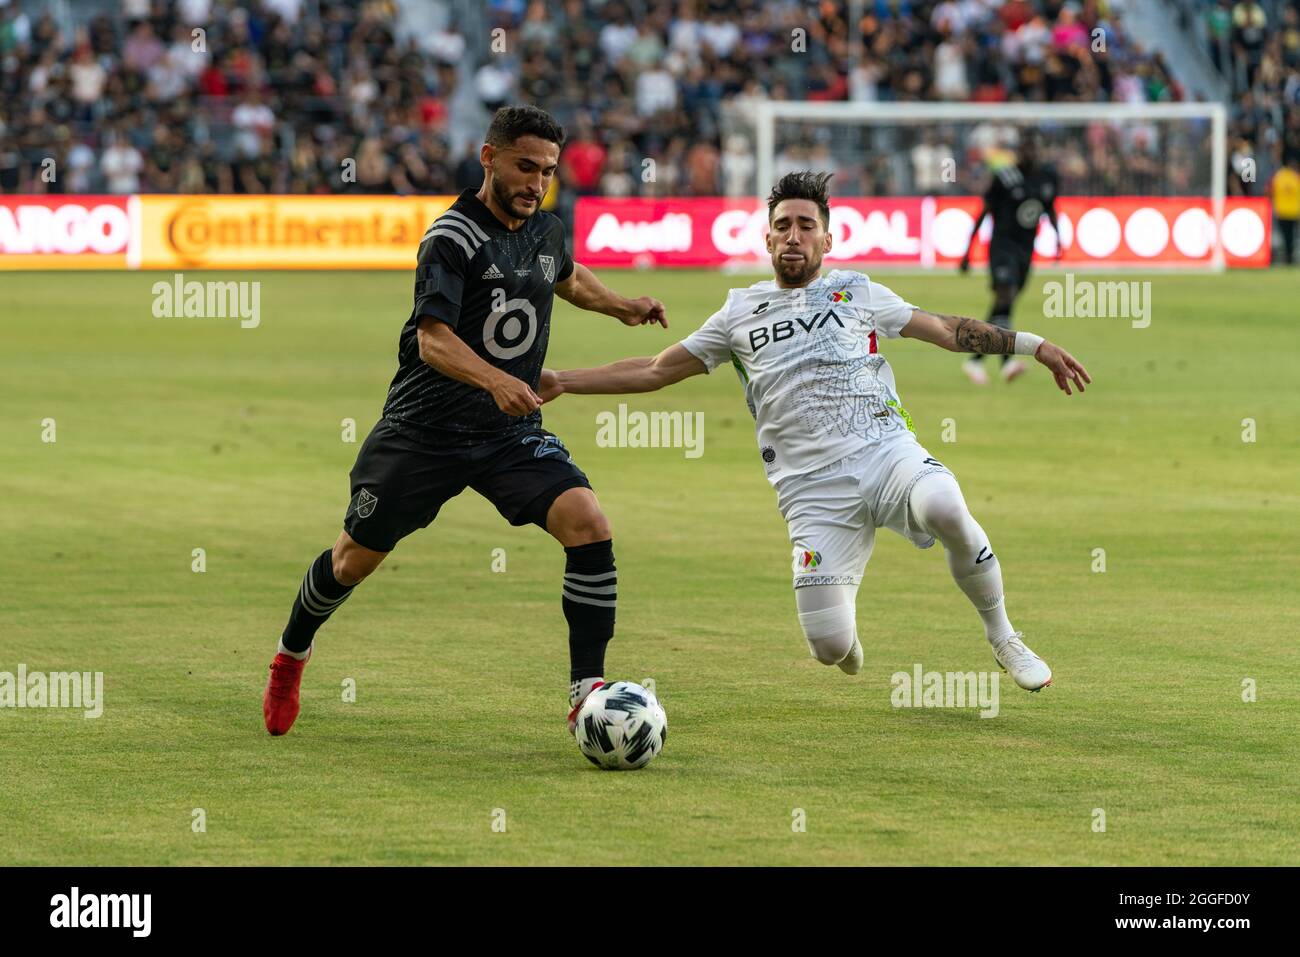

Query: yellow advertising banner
137;195;456;270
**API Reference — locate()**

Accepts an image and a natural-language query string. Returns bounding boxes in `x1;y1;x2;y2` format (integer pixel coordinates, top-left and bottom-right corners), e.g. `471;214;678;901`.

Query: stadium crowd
0;0;1296;241
1196;1;1300;189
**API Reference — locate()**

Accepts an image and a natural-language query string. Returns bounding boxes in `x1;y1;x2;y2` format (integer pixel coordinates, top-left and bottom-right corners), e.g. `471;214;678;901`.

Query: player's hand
538;368;565;403
489;372;544;415
958;256;970;275
620;296;668;328
1034;341;1091;396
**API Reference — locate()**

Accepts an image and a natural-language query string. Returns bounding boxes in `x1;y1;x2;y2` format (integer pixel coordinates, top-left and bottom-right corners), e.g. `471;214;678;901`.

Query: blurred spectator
561;115;607;195
101;129;143;193
1271;156;1299;263
0;0;1288;207
232;91;275;159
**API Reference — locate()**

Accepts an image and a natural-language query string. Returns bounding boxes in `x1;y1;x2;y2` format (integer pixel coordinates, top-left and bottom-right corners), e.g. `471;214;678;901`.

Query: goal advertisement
0;194;1272;269
574;196;1273;269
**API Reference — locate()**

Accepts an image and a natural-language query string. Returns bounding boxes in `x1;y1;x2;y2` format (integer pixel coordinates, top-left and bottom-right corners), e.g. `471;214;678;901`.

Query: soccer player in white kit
540;172;1091;690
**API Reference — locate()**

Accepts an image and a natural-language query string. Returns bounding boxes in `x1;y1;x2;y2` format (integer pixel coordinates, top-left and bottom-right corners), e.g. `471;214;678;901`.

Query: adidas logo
481;263;504;279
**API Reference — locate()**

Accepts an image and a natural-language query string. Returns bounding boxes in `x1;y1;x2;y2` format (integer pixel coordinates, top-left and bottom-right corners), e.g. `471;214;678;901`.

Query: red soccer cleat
263;650;310;736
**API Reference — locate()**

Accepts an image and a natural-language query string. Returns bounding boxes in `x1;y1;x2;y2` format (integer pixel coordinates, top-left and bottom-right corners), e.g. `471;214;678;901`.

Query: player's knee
916;496;969;542
546;488;612;545
332;536;386;586
558;509;612;545
798;602;857;666
581;512;613;543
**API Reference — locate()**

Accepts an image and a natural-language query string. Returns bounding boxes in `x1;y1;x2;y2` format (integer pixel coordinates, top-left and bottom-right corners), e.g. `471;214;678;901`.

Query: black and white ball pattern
575;681;668;770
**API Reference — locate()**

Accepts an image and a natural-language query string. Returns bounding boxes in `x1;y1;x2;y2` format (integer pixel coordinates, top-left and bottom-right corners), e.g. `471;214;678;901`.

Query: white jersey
680;269;918;484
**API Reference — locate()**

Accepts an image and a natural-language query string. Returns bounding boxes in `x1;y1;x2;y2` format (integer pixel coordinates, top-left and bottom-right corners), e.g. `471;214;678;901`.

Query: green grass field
2;267;1297;866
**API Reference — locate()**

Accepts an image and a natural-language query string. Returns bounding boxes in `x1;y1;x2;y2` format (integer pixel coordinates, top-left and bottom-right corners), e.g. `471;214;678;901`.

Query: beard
772;250;821;286
491;177;539;220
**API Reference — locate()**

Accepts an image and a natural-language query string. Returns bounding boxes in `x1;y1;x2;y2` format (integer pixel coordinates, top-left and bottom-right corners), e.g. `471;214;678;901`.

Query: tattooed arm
899;310;1092;395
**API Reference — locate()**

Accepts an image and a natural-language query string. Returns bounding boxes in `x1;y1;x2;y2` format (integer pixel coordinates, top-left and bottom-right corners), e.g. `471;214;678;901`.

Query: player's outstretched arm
555;262;668;328
900;309;1092;395
540;343;706;401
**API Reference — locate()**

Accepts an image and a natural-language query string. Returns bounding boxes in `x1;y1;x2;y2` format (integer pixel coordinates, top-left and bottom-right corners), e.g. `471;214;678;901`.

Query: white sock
973;592;1016;645
910;472;1017;644
277;637;311;661
947;552;1017;644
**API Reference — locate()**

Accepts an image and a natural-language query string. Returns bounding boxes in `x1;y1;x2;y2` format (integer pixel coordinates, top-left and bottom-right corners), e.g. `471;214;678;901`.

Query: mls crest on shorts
539;254;556;283
354;488;378;518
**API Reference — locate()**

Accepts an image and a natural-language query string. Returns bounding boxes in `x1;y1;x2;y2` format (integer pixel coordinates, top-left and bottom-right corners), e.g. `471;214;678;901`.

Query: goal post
738;100;1230;271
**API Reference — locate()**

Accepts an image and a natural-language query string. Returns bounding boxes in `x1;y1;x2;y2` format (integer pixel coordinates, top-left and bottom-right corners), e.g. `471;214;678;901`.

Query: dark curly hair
485;105;566;149
767;171;833;228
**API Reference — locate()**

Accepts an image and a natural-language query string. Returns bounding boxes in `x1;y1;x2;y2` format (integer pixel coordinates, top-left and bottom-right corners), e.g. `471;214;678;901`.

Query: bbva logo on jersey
748;309;846;355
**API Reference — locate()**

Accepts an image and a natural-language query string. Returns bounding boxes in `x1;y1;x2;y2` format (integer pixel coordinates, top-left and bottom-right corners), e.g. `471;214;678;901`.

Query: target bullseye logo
483;298;539;359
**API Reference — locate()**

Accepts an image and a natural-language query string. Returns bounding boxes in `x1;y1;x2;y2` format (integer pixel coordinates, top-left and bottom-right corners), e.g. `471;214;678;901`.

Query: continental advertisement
0;194;455;270
0;193;1273;269
138;194;455;269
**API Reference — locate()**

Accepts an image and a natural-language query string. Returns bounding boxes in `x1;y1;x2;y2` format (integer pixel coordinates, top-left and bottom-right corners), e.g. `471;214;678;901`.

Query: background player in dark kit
958;134;1062;385
263;106;667;737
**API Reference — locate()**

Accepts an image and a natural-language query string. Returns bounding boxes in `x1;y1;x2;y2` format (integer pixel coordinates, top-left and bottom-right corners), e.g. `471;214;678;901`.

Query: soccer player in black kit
958;133;1061;385
263;107;666;737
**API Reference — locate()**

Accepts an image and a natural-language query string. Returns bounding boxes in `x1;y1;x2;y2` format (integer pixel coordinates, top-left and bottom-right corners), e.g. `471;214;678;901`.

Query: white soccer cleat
1001;359;1028;382
567;678;605;735
962;360;990;385
991;632;1052;691
837;636;863;675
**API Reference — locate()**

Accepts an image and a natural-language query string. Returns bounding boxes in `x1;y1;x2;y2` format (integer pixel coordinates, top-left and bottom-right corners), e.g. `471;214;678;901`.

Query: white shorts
775;436;953;589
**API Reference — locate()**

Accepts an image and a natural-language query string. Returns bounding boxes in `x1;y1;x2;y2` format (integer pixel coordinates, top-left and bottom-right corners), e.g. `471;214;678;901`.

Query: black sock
562;540;616;681
281;548;355;653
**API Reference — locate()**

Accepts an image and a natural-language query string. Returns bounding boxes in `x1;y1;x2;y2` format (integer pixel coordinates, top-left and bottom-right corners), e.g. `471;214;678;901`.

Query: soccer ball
574;681;667;770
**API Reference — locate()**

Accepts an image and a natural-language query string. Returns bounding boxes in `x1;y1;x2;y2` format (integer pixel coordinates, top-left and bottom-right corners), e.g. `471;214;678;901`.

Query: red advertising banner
0;194;1272;269
0;196;132;269
575;196;1272;269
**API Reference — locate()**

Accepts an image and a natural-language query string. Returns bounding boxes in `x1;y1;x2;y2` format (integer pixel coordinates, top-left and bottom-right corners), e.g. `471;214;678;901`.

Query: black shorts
989;241;1034;291
342;418;592;552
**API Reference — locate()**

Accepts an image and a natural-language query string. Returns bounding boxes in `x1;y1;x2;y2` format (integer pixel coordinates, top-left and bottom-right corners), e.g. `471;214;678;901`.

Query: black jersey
382;189;574;447
983;163;1059;249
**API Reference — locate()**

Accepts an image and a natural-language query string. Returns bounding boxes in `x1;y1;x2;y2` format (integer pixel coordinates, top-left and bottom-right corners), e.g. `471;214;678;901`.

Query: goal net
721;101;1236;271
